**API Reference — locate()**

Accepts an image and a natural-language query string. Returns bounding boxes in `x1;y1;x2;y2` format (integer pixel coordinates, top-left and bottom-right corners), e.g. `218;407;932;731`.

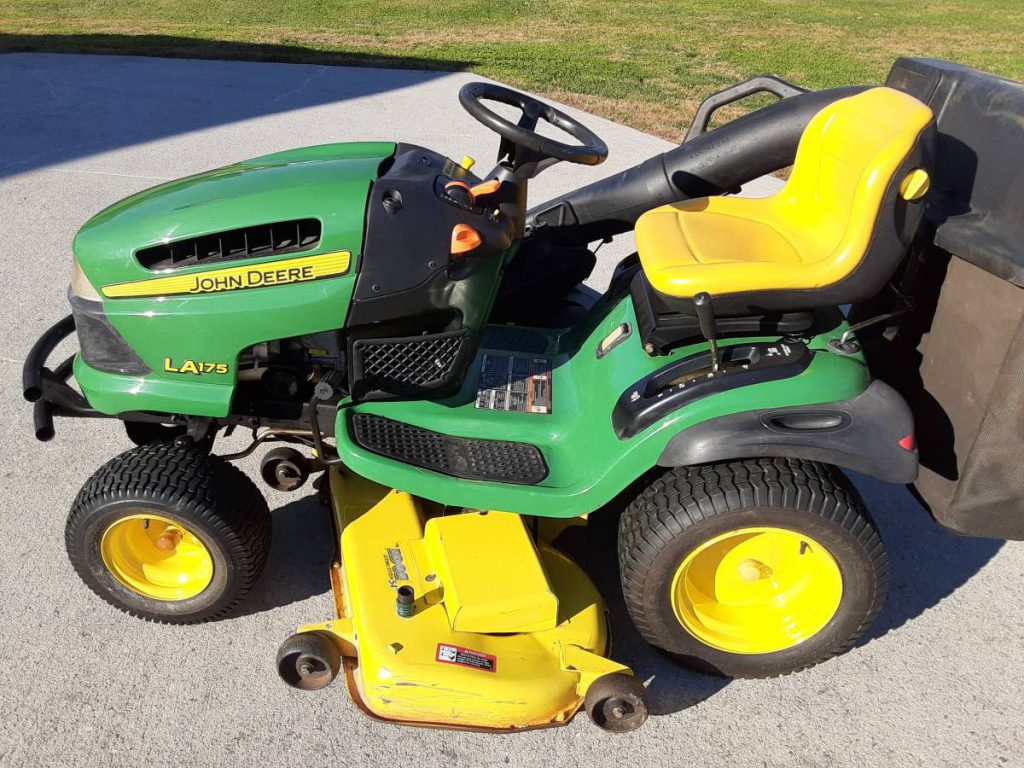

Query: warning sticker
475;354;552;414
435;644;497;673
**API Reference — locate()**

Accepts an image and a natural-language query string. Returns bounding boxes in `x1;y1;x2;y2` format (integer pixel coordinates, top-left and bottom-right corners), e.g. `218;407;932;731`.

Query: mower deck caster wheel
261;447;310;492
277;632;341;691
584;673;649;733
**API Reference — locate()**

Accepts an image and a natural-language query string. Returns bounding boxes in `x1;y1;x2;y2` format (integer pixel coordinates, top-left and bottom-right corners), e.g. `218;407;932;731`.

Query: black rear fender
658;380;918;484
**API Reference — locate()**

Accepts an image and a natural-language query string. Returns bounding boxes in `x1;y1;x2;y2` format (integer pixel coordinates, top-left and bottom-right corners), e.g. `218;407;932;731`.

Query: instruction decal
435;644;497;673
475;354;552;414
383;545;410;587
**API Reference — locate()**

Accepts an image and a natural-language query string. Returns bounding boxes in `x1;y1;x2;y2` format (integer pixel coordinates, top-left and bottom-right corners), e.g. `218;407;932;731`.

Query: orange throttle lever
443;178;502;207
469;178;502;199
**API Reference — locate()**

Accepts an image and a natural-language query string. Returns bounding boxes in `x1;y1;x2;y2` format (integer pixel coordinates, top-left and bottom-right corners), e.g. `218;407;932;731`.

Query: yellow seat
635;87;934;306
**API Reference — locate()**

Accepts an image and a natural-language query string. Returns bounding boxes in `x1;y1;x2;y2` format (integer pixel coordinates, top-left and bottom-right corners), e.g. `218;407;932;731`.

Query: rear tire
66;442;271;623
618;458;888;678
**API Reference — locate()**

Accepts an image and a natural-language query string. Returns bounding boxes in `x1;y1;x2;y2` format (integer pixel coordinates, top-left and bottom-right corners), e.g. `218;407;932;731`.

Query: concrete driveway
0;53;1020;768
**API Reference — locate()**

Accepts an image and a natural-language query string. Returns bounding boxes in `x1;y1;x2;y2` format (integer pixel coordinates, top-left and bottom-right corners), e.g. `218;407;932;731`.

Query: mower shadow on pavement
849;473;1003;642
231;493;336;618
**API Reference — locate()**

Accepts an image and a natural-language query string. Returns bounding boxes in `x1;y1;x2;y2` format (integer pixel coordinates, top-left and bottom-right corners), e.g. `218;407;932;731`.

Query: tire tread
618;458;888;677
66;442;271;624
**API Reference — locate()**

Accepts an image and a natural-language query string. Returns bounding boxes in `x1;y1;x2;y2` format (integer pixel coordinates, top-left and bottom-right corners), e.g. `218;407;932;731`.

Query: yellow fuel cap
899;168;930;201
460;155;475;171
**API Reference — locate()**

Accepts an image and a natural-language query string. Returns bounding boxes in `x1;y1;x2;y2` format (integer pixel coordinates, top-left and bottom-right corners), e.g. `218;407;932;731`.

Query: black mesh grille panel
351;330;468;397
351;413;548;485
352;415;449;474
136;219;321;270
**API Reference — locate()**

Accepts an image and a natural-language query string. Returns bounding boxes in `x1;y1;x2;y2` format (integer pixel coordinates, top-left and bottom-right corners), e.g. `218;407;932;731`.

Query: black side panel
526;86;867;243
886;58;1024;287
349;143;513;326
872;253;1024;540
614;341;812;439
657;380;919;484
346;144;515;400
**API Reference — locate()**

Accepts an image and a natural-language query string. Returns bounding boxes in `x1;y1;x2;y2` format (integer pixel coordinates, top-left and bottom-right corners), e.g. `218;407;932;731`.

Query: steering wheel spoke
517;101;543;131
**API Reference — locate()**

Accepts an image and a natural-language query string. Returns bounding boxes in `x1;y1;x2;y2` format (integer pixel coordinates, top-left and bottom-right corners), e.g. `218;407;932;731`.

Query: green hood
73;141;395;288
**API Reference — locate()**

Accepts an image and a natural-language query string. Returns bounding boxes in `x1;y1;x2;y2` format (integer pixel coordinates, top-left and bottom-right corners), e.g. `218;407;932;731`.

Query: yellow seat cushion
636;87;933;299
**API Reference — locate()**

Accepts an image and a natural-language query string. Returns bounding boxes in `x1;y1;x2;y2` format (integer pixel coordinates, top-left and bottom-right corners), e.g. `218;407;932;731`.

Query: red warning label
435;643;497;673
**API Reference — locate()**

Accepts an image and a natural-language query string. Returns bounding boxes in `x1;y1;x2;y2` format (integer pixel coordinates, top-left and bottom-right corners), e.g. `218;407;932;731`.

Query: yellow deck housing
424;510;558;633
302;466;630;730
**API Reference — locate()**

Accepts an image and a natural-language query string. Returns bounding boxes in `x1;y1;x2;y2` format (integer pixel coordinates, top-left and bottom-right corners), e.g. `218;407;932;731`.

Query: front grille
351;330;468;398
351;413;548;485
136;219;321;271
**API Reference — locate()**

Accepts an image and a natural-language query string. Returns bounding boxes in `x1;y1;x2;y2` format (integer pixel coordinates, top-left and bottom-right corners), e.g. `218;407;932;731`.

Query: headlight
70;253;102;301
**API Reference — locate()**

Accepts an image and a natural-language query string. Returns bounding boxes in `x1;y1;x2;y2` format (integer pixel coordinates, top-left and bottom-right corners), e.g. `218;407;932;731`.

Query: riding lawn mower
23;57;1024;732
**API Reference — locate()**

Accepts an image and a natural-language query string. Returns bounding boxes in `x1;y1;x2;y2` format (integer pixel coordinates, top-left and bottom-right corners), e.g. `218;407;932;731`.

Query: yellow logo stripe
102;251;351;298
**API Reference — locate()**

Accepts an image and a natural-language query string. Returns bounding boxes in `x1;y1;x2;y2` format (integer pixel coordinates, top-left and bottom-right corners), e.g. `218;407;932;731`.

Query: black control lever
693;292;720;373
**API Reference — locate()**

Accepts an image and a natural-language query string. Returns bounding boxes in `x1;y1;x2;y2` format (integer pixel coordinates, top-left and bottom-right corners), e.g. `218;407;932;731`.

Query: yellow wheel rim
670;526;842;655
100;513;214;601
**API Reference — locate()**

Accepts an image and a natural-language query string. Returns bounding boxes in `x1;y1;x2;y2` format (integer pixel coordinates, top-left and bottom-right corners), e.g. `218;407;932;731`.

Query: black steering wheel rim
458;82;608;166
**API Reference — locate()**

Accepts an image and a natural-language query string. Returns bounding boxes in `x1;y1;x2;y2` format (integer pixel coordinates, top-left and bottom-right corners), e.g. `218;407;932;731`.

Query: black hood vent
136;219;321;271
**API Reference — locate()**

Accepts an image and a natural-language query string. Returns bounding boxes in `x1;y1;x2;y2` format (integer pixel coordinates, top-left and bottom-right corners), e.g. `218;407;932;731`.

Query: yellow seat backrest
634;87;934;308
776;87;934;268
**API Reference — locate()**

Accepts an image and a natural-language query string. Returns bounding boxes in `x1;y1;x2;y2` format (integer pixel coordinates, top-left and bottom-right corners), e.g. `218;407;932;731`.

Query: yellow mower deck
295;466;638;731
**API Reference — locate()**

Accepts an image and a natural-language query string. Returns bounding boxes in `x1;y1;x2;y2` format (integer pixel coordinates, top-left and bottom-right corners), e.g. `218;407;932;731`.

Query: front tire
66;442;272;623
618;458;888;678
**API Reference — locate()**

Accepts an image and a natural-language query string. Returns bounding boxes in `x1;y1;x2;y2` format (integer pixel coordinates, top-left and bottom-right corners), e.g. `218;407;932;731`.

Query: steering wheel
458;82;608;167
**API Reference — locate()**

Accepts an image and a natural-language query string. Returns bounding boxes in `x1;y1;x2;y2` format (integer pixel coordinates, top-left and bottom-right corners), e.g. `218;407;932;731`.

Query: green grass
2;0;1023;138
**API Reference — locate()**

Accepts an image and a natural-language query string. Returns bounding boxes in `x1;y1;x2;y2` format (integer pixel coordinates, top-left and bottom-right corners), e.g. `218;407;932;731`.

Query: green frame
334;291;868;518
